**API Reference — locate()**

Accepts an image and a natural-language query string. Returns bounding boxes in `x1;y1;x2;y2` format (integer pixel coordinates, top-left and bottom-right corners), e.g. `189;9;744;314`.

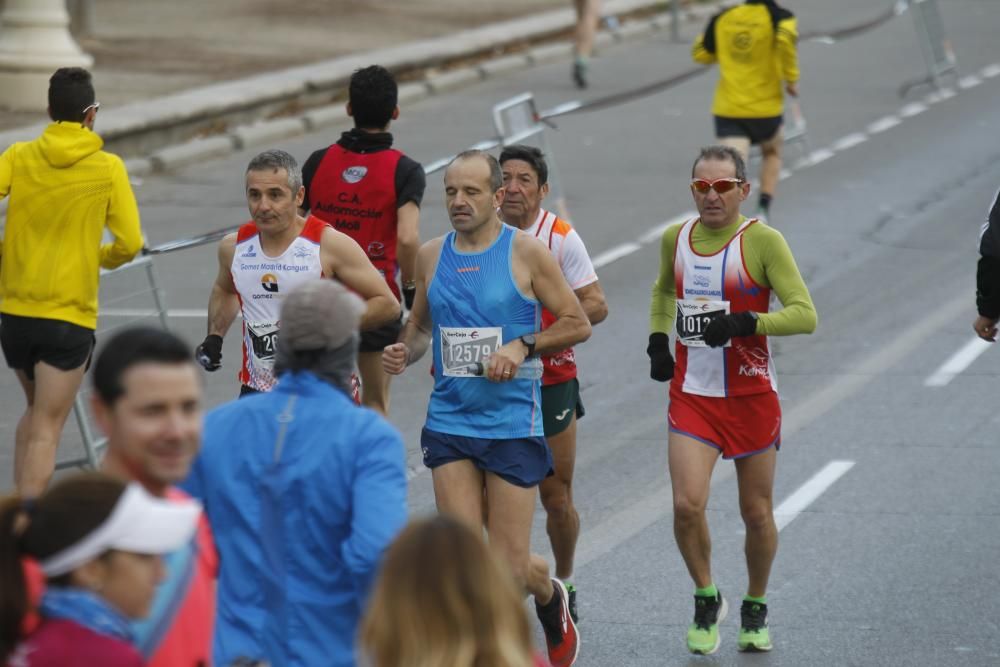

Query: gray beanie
279;279;364;352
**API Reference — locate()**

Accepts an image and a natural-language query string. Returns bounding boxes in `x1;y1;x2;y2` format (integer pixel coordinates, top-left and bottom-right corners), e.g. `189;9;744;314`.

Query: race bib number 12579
440;326;502;377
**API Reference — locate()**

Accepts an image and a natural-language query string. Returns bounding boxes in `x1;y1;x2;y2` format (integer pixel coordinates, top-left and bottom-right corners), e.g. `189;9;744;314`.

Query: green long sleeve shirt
650;217;817;336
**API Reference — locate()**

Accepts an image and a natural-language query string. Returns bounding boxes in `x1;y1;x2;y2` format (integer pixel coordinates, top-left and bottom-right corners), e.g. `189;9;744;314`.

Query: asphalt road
2;0;999;664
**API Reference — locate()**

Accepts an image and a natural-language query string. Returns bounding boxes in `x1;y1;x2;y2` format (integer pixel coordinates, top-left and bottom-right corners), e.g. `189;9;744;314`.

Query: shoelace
692;595;719;630
741;603;767;632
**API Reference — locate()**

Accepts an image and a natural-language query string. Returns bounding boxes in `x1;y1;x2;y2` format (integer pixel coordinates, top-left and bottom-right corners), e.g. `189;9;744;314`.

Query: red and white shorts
668;383;781;459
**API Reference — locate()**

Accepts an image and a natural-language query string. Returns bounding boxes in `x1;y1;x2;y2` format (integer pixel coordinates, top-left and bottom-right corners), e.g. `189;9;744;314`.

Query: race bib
440;326;502;377
247;321;280;368
676;299;730;348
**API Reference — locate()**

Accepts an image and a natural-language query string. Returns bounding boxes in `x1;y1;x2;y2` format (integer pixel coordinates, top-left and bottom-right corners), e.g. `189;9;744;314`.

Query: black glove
195;334;223;371
702;312;758;348
402;285;416;310
647;332;674;382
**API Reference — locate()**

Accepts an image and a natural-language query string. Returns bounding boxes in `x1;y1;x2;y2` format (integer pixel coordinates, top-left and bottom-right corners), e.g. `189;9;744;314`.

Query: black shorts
359;315;403;353
541;378;585;437
0;314;95;381
714;115;783;145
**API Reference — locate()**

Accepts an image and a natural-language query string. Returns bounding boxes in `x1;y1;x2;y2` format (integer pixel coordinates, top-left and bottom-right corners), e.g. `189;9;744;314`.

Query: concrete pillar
0;0;93;111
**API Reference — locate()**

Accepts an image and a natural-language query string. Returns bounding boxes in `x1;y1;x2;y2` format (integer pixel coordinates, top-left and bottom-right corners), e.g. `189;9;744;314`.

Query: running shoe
738;600;772;652
572;61;588;89
566;582;579;623
536;578;580;667
687;591;728;655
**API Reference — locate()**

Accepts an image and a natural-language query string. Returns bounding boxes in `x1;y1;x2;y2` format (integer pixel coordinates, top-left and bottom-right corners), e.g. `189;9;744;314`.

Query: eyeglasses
82;101;100;115
690;177;744;194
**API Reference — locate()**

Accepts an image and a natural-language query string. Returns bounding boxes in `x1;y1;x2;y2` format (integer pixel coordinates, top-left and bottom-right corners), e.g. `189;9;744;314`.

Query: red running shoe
535;578;580;667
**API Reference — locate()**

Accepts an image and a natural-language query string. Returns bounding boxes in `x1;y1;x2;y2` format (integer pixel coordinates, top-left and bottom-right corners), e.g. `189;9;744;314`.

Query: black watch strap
519;334;536;358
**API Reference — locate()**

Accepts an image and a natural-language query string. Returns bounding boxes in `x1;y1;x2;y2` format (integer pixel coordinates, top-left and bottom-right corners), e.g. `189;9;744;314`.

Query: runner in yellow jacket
692;0;799;218
0;67;143;497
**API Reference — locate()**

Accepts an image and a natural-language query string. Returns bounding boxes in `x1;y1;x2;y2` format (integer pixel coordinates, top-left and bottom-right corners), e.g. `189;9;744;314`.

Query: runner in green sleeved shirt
646;145;815;655
649;214;816;337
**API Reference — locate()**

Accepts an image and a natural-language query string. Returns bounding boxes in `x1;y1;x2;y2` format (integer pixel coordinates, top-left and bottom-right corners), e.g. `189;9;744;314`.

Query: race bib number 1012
676;300;730;348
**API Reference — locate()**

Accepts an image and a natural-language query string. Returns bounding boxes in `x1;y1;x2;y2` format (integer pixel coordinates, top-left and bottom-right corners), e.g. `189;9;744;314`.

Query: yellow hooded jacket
692;0;799;119
0;122;143;330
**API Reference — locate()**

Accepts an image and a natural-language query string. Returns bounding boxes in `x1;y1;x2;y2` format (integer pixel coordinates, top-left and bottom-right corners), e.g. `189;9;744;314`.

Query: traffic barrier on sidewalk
57;227;237;471
898;0;957;98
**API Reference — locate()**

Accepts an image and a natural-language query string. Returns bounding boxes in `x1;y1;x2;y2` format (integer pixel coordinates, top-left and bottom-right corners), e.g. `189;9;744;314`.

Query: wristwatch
519;334;537;358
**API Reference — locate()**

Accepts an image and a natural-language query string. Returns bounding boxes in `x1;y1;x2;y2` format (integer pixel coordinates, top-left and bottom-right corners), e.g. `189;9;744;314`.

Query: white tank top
231;219;325;390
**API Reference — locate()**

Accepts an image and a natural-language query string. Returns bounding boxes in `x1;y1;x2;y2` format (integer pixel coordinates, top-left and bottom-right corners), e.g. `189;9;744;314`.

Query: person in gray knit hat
274;278;366;395
183;278;408;667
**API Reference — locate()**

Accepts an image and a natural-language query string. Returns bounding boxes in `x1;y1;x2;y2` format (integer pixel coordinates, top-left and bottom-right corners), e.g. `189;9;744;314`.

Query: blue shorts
420;427;554;488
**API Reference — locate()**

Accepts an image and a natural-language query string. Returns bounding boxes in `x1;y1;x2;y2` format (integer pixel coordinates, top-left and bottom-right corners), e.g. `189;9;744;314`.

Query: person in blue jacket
183;278;408;667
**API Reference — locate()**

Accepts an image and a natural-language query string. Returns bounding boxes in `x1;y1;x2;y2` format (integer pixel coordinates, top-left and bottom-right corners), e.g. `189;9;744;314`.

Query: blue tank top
426;225;542;438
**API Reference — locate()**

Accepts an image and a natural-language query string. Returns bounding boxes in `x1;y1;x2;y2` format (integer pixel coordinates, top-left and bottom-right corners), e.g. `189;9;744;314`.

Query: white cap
39;483;201;577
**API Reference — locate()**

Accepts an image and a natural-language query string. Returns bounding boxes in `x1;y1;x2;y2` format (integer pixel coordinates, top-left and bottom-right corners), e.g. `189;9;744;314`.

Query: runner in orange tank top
500;145;608;625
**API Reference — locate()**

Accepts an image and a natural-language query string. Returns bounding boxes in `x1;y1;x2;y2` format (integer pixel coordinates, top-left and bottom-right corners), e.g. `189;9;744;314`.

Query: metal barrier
57;254;171;470
898;0;957;97
749;98;811;165
56;226;237;471
422;92;572;220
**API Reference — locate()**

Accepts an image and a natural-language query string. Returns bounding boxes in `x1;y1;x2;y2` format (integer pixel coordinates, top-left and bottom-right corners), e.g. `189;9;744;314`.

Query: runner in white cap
1;473;200;666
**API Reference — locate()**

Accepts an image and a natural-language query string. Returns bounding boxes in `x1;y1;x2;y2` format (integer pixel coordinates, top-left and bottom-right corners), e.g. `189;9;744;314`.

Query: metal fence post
899;0;957;97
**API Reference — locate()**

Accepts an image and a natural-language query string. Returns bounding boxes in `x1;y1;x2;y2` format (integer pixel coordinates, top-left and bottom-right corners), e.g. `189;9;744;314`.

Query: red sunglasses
690;177;744;194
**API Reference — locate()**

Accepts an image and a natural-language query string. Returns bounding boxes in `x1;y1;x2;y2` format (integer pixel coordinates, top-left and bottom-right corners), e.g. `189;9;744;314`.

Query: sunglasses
690;177;744;194
82;101;100;115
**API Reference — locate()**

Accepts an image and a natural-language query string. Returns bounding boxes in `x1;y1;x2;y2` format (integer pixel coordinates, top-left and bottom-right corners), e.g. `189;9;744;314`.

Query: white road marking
899;102;927;118
637;212;696;245
867;115;901;134
937;87;956;100
924;336;992;387
958;75;982;90
592;241;641;268
774;460;855;532
830;132;867;152
981;63;1000;79
778;168;792;181
804;148;835;166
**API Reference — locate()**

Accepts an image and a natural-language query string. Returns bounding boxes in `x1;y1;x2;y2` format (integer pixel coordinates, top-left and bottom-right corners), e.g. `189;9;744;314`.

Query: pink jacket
6;618;143;667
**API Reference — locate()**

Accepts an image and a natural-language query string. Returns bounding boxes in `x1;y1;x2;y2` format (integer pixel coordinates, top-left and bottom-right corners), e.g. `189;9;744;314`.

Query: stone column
0;0;93;111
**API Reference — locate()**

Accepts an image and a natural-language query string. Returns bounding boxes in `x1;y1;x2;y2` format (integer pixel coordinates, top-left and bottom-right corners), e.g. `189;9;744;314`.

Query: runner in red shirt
302;65;426;415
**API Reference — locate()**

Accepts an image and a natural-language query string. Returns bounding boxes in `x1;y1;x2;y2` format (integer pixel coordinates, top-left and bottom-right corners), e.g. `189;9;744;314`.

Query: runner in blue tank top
383;151;591;667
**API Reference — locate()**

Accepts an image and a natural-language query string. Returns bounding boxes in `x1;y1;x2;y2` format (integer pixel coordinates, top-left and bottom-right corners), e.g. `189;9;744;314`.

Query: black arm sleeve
300;148;328;213
977;189;1000;318
977;256;1000;319
395;155;426;209
701;12;721;54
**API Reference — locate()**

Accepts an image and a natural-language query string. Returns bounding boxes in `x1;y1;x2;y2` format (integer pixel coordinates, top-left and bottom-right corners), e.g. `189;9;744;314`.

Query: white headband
39;483;201;577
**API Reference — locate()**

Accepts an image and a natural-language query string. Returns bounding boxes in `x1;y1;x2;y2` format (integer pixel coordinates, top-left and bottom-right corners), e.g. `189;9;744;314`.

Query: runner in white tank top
195;150;400;396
